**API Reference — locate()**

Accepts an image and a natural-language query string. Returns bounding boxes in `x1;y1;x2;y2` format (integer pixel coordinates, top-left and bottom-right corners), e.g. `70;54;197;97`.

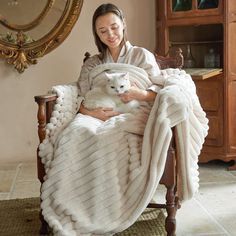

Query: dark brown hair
92;3;128;60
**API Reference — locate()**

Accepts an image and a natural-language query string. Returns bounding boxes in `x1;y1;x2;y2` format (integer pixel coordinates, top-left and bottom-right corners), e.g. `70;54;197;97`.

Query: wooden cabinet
156;0;236;169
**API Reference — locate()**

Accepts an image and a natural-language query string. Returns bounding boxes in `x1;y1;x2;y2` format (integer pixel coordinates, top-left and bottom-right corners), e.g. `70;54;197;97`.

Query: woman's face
95;12;125;51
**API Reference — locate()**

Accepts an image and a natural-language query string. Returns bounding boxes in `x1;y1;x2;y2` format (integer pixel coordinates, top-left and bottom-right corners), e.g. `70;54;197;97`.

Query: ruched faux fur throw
39;63;208;236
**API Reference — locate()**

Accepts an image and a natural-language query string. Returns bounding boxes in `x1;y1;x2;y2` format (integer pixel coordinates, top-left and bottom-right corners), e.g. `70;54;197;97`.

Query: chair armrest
34;94;57;102
34;94;57;143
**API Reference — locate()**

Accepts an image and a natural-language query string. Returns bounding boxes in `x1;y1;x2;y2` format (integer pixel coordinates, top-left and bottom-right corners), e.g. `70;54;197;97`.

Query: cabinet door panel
228;81;236;151
195;79;222;112
228;23;236;76
197;87;220;111
194;78;223;147
205;116;223;146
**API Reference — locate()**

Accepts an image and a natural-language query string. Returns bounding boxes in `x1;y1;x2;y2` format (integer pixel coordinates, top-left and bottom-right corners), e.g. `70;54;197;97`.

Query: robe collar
105;41;132;63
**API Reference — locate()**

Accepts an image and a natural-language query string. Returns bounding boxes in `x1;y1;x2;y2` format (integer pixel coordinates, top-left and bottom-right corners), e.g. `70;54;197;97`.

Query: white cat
83;72;139;113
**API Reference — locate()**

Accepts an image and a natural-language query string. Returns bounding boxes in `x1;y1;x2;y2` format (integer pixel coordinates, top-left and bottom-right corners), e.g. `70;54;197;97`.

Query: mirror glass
0;0;83;73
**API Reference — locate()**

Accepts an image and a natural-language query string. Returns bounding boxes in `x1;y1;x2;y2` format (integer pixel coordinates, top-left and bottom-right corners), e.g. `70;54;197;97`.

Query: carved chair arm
155;48;184;70
34;94;57;182
34;94;57;143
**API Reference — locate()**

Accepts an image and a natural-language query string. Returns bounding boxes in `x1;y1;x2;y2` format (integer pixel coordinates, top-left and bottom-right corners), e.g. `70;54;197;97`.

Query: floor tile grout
193;198;231;236
200;181;236;185
8;163;22;199
14;180;40;183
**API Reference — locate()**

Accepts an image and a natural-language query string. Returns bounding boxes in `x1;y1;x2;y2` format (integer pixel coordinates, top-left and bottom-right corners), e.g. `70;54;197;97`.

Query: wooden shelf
170;40;223;46
184;68;223;80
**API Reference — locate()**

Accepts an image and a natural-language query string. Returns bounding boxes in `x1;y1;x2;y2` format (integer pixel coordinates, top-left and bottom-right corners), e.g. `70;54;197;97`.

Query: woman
41;3;165;236
39;4;208;236
78;3;161;121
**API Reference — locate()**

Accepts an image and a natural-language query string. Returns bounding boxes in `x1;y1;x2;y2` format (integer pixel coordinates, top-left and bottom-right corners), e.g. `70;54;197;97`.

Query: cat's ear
124;72;129;80
105;72;113;82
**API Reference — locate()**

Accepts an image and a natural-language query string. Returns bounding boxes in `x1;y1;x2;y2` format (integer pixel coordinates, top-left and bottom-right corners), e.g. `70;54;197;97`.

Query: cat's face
105;72;130;95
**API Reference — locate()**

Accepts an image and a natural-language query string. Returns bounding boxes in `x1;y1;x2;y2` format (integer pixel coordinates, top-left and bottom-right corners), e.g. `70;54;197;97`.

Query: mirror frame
0;0;83;73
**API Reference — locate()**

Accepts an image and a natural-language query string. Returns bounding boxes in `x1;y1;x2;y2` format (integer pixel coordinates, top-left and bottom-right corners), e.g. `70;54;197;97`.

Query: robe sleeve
77;55;101;97
133;48;162;93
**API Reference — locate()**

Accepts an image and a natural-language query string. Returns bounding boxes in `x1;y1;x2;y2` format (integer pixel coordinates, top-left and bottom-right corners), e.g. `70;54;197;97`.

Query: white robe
77;41;161;99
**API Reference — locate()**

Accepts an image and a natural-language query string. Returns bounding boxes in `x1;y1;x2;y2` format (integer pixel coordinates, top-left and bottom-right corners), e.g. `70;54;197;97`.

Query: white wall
0;0;156;163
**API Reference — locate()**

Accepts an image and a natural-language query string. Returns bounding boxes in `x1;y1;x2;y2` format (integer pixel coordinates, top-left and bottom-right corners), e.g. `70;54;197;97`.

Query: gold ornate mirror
0;0;83;73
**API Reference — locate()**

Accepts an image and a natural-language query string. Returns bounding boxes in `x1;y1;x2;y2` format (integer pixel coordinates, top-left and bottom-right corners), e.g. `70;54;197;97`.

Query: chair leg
165;186;177;236
39;185;49;235
39;209;50;235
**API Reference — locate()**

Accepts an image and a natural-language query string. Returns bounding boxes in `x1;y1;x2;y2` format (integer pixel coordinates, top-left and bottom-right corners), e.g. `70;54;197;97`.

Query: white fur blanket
39;63;208;236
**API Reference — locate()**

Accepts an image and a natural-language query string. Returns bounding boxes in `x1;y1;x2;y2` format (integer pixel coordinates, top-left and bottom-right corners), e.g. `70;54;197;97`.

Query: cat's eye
111;86;115;89
120;85;124;88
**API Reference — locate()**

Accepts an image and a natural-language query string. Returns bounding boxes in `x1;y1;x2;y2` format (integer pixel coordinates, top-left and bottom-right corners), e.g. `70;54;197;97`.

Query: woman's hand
119;86;157;102
79;103;120;121
89;107;120;121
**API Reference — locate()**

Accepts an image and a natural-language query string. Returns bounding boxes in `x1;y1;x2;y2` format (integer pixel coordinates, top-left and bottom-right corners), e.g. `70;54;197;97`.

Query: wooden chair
34;49;184;236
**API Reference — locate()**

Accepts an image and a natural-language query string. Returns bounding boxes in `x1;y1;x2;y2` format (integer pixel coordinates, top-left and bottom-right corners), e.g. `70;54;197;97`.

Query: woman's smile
107;37;118;45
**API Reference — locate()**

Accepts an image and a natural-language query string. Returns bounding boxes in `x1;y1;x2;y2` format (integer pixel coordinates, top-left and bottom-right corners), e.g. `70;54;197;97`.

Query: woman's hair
92;3;128;60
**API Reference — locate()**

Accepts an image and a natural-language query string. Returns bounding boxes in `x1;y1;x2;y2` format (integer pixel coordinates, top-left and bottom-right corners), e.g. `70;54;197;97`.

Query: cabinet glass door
167;0;222;19
198;0;219;9
172;0;192;11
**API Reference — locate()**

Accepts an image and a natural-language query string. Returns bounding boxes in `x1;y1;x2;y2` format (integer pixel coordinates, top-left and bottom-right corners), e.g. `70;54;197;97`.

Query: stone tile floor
0;160;236;235
176;161;236;236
